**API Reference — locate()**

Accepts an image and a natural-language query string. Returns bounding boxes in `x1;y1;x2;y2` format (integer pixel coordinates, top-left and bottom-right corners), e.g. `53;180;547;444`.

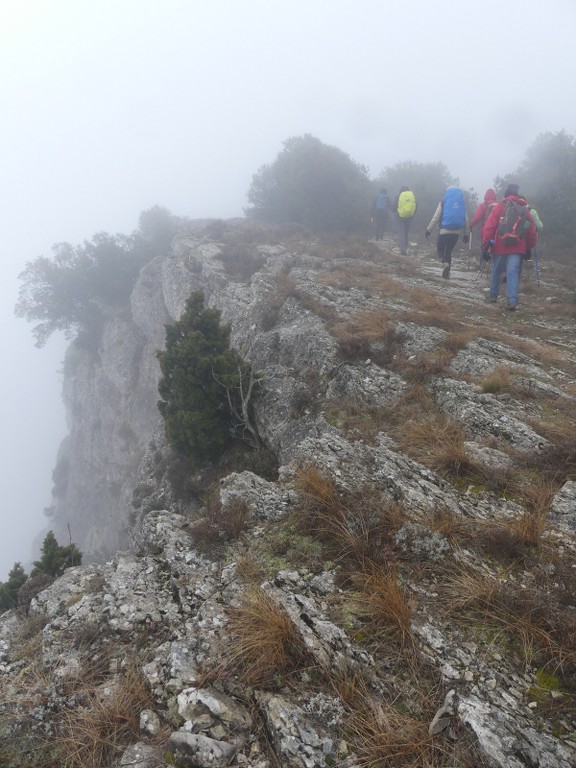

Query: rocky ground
1;224;576;767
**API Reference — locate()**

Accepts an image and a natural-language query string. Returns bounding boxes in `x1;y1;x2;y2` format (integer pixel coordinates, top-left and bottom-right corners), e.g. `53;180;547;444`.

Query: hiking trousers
436;233;459;266
490;253;521;306
373;209;388;239
397;216;413;254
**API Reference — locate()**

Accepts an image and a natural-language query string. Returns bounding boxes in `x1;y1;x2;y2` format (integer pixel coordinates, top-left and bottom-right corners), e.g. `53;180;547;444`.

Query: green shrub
245;134;373;232
31;531;82;579
157;291;259;464
0;563;28;614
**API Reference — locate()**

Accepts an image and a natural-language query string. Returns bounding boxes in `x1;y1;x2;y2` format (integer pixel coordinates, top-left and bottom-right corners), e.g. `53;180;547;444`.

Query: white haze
1;0;575;579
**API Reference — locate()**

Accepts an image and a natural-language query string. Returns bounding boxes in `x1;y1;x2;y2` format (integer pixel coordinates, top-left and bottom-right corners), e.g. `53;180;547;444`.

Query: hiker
371;188;391;240
482;183;538;311
518;199;544;283
425;187;470;279
394;186;416;255
470;188;498;242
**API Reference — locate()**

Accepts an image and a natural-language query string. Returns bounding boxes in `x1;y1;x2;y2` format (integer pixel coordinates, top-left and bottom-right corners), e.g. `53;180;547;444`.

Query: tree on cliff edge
157;291;258;464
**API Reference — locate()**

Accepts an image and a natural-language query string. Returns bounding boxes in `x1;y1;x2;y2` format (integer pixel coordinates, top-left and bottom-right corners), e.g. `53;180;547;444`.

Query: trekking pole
475;247;490;281
534;249;540;286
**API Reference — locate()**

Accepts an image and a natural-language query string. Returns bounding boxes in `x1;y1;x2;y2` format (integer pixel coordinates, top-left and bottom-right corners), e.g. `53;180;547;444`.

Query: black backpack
497;200;529;246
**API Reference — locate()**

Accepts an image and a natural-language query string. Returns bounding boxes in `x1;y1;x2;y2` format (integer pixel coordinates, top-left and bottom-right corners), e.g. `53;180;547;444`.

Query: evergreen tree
0;563;28;614
157;291;253;463
31;531;82;578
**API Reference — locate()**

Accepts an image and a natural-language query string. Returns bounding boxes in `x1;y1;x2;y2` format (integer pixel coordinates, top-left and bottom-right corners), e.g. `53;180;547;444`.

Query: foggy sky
1;0;575;579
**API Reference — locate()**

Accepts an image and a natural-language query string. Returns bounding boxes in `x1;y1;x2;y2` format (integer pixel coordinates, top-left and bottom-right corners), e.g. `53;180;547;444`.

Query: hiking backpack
375;193;389;211
497;199;529;247
397;190;416;218
440;188;466;230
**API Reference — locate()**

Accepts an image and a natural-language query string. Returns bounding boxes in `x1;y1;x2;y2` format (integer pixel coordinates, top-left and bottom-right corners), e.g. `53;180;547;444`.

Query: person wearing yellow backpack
394;186;417;255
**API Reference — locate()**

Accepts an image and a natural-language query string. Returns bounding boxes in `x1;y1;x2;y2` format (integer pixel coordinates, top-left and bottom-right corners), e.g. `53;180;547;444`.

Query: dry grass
399;287;468;334
480;365;513;394
350;567;414;646
396;349;456;382
50;664;159;768
346;699;436;767
9;612;50;662
442;330;481;354
235;553;267;584
293;465;401;570
319;266;405;296
507;476;556;546
332;310;406;365
395;414;472;479
443;564;576;673
222;586;310;687
0;662;159;768
325;400;397;443
189;497;250;549
326;384;437;444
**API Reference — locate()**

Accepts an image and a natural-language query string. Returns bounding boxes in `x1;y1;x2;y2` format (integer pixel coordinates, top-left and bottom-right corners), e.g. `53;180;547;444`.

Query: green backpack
398;190;416;218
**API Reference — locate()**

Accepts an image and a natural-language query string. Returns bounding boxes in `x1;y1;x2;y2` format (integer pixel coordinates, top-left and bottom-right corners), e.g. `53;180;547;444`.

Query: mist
2;0;575;579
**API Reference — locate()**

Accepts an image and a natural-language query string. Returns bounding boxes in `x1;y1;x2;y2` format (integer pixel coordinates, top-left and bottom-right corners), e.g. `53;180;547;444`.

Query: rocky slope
1;222;576;767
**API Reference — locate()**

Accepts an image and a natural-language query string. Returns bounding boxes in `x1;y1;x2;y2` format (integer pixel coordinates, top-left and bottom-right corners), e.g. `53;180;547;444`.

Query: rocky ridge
1;224;576;767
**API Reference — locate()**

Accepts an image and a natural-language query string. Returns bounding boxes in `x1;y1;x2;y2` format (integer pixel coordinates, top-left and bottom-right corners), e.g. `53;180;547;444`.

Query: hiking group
371;186;416;254
373;182;542;311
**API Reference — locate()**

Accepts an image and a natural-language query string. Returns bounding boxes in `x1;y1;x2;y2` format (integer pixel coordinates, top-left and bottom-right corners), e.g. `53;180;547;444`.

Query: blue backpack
441;188;466;230
375;193;389;211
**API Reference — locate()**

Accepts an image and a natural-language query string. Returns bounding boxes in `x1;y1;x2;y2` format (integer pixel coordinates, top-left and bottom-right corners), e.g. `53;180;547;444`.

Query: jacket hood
484;188;497;203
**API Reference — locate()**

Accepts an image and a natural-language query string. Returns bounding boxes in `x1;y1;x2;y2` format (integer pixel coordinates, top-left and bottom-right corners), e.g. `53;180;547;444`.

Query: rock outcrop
2;225;576;767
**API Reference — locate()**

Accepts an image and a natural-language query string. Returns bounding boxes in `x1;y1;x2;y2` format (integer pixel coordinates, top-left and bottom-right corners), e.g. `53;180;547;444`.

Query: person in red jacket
482;184;537;311
470;188;498;240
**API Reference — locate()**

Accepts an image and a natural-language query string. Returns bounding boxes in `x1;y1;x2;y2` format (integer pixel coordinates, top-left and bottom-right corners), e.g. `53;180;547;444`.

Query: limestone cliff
2;223;576;768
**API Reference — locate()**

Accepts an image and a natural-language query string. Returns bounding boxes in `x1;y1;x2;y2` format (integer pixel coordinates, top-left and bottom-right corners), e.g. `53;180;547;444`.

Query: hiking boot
442;265;450;279
506;303;517;311
485;295;498;303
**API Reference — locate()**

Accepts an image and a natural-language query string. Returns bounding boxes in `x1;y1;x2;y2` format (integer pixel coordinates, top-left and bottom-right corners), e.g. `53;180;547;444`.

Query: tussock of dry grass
223;586;309;686
346;700;436;768
52;665;158;768
480;365;513;394
508;476;556;546
189;497;250;548
350;567;414;645
396;349;455;382
443;565;576;673
442;330;481;354
395;415;472;478
293;465;401;570
332;310;406;364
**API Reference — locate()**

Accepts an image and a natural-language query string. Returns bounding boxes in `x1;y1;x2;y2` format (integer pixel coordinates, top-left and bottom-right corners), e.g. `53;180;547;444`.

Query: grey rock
117;742;163;767
550;480;576;532
167;731;236;767
394;522;450;562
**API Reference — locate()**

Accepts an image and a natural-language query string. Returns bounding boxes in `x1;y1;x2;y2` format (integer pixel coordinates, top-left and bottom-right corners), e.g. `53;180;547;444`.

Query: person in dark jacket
482;184;538;311
371;188;391;240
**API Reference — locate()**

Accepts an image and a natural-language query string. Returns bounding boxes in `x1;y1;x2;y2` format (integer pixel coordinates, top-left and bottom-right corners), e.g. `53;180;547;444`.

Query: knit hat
504;183;520;197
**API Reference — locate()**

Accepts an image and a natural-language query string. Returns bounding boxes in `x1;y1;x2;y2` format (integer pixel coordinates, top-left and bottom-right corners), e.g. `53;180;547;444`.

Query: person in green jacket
515;199;543;284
